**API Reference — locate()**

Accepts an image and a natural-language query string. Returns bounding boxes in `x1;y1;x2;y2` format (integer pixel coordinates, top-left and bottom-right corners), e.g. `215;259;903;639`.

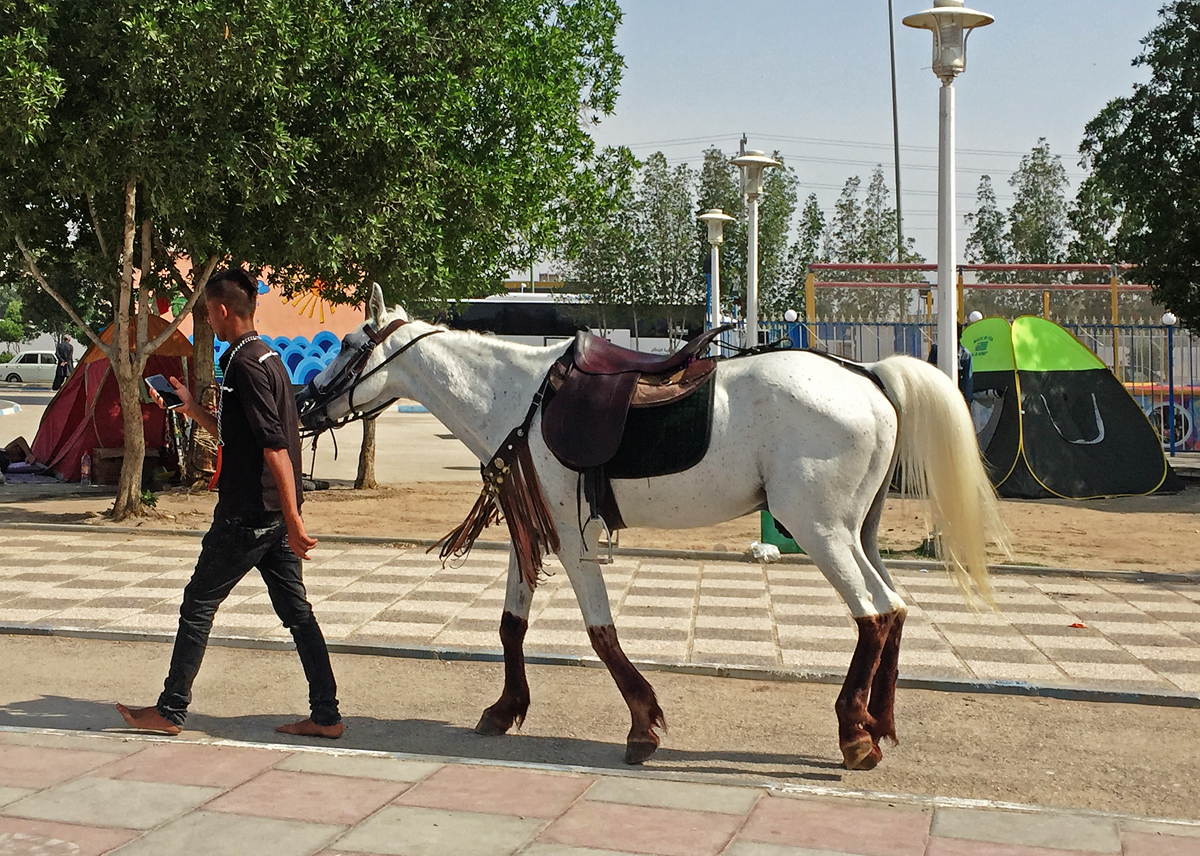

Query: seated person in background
1;436;36;471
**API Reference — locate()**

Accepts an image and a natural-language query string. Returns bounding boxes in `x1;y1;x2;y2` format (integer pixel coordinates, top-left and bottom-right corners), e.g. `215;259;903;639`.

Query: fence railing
748;319;1199;452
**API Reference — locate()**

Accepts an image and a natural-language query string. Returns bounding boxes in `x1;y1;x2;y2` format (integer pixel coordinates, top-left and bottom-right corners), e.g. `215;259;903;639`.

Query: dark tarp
963;316;1182;499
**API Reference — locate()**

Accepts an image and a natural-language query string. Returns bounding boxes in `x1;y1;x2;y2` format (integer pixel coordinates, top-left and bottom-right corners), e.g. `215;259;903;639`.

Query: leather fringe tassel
431;424;560;590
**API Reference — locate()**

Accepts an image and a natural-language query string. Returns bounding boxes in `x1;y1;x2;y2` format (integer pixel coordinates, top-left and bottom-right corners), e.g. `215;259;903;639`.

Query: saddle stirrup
581;514;615;565
579;467;615;565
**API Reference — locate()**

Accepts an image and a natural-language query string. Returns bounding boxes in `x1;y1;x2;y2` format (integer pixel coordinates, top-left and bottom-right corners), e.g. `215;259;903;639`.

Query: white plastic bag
749;540;782;564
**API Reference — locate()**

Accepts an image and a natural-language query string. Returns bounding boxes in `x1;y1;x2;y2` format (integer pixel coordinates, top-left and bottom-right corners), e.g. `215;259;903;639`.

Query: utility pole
888;0;905;265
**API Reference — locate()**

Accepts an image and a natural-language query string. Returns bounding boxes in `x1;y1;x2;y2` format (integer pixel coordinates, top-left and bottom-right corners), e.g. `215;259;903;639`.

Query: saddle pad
606;376;716;479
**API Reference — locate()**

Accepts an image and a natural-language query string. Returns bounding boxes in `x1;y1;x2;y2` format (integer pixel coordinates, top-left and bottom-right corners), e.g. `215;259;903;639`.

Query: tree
1;0;625;515
1067;175;1121;266
558;146;642;335
1008;138;1070;266
0;0;335;516
636;153;701;345
820;169;918;319
963;174;1025;317
696;148;746;317
1080;1;1200;329
0;296;24;352
756;158;800;321
964;176;1009;269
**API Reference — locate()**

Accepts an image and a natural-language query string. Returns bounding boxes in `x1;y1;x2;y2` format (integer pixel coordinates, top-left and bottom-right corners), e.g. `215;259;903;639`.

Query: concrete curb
2;521;1197;584
0;400;20;416
4;623;1197;710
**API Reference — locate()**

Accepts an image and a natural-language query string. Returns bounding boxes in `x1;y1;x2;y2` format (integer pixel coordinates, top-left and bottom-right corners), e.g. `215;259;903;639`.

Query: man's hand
149;377;218;438
287;518;318;560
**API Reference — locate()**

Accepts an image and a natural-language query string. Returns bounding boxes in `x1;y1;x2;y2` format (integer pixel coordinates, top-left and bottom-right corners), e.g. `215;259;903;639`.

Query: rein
299;318;443;437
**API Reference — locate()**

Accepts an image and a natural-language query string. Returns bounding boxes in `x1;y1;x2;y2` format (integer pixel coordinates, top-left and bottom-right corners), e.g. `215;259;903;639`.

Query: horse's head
296;282;426;435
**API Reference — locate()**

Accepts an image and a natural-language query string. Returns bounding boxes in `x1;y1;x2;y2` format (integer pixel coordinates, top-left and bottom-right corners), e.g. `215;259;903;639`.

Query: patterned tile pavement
2;728;1199;856
1;529;1199;696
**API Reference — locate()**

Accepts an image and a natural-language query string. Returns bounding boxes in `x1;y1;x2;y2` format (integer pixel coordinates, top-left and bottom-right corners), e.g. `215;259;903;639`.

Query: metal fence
748;319;1200;452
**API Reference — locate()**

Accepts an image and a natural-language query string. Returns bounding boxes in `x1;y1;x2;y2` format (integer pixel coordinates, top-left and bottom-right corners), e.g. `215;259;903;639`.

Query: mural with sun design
212;279;365;384
285;286;340;324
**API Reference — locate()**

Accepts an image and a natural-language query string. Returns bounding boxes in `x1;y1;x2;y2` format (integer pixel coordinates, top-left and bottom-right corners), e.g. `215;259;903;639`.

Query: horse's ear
393;304;409;322
368;282;386;325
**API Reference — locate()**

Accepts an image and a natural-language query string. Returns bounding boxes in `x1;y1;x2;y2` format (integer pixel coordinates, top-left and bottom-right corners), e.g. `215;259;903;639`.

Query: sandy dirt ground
1;635;1196;820
3;481;1199;574
4;395;1198;572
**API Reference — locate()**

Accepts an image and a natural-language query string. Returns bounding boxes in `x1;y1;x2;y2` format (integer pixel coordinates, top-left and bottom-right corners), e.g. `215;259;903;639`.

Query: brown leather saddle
541;325;729;471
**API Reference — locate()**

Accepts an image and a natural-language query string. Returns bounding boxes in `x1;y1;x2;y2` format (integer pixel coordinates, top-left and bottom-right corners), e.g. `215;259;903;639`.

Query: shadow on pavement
0;693;845;783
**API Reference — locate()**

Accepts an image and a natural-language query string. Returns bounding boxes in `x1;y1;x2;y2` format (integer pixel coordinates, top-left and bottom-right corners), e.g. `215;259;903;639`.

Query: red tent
32;317;192;482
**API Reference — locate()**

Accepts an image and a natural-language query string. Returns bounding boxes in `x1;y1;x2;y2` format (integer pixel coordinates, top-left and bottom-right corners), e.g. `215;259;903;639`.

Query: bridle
297;317;443;437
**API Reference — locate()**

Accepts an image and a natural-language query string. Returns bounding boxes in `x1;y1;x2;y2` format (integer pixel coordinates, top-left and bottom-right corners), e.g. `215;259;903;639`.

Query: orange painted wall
167;271;364;340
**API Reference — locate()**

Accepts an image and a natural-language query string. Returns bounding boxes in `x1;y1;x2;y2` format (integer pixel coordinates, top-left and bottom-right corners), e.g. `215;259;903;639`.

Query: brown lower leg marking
476;611;530;735
835;613;895;770
867;608;906;745
587;624;665;764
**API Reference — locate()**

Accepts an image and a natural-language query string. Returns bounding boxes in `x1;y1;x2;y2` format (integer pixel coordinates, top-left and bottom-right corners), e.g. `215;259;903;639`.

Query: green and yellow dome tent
962;316;1182;499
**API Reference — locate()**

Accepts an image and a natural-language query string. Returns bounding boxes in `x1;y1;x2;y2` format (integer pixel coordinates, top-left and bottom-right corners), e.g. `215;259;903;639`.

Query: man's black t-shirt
214;332;304;523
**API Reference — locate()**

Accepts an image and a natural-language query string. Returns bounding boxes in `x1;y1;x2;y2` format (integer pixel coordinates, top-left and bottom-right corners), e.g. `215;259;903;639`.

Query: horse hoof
624;739;658;765
841;739;882;771
475;712;511;736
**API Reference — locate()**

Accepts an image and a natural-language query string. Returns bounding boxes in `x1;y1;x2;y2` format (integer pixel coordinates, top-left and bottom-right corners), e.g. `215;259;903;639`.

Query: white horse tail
869;355;1009;606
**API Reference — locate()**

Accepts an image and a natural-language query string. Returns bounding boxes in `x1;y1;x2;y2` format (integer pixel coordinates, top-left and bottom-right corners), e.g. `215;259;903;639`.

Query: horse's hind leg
860;469;906;748
782;516;906;771
476;548;534;736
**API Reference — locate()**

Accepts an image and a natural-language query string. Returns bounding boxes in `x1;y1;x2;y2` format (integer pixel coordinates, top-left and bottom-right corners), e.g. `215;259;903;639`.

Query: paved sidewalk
1;727;1198;856
1;528;1199;696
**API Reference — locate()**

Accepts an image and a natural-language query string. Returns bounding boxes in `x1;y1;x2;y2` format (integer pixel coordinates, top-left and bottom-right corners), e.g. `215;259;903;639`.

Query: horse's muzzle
295;383;333;435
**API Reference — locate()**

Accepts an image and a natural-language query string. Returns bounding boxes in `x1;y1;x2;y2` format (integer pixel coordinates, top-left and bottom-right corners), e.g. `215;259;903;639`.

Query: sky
573;0;1165;267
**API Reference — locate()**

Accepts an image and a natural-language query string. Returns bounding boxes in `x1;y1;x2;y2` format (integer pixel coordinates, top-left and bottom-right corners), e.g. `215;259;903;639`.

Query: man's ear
368;282;386;325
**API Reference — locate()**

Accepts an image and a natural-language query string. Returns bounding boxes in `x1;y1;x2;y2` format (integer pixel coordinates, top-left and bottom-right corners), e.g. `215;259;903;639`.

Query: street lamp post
730;150;781;349
698;209;736;341
904;0;992;385
1163;311;1178;457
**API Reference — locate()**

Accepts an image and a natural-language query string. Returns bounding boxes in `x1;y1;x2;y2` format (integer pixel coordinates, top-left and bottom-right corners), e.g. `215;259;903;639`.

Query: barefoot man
118;267;342;738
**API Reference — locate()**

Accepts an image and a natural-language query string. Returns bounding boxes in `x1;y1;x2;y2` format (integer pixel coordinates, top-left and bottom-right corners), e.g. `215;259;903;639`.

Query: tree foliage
695;148;746;315
819;167;920;319
1081;0;1200;330
755;159;800;320
637;153;702;341
1007;138;1070;268
0;0;624;516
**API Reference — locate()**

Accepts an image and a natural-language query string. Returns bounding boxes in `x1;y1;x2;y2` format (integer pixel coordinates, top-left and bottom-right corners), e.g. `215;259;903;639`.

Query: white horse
298;284;1005;770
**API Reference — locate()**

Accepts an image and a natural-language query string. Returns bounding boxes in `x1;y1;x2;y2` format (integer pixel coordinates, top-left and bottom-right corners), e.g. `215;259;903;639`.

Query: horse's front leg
559;526;666;765
476;548;535;735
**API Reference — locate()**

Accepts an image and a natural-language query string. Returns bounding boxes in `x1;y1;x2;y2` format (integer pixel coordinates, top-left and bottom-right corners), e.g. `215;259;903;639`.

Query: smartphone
145;374;185;409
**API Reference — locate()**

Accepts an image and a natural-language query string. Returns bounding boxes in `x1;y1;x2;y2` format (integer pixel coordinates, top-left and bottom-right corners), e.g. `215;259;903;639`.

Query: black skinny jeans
157;512;340;726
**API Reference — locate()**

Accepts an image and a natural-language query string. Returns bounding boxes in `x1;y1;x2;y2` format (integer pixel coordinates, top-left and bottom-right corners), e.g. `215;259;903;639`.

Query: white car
3;351;59;384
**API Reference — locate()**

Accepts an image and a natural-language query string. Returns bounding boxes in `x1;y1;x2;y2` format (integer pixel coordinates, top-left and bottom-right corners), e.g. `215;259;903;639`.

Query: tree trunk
191;295;215;395
111;362;147;520
355;416;377;489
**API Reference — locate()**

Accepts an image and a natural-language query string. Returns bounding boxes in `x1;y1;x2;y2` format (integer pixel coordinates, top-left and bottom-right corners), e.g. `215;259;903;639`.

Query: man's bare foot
276;718;344;739
116;703;181;735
